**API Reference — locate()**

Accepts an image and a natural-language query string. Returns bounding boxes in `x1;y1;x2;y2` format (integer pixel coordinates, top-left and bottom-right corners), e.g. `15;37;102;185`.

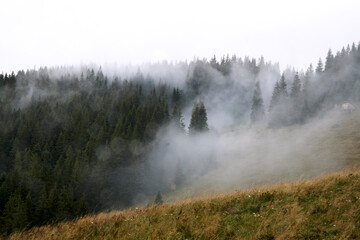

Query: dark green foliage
0;69;177;235
189;101;209;134
1;190;29;233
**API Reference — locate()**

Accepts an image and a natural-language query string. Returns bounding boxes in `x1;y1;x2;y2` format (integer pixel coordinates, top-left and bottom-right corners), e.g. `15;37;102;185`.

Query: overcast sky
1;0;360;73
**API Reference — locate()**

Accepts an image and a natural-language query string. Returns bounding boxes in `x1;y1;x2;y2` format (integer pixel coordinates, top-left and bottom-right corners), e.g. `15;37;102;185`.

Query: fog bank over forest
0;42;360;234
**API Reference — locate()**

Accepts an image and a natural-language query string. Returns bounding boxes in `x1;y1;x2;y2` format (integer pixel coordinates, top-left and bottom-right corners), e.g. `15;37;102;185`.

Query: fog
92;53;357;204
1;42;359;210
142;109;347;201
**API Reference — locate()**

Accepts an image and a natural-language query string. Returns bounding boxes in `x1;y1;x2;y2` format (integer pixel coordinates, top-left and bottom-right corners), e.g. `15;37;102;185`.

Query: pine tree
279;74;288;98
189;101;209;134
170;105;185;132
269;81;280;112
303;64;313;90
289;72;304;124
340;47;347;58
290;72;301;99
210;55;218;69
250;81;265;123
154;191;163;204
325;49;334;72
316;58;323;74
350;42;357;58
3;190;29;233
172;88;182;106
197;102;208;131
268;75;290;128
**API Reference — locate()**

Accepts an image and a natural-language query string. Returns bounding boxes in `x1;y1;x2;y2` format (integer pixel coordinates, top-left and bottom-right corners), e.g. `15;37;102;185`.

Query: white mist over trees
0;42;360;235
250;81;265;123
189;101;209;134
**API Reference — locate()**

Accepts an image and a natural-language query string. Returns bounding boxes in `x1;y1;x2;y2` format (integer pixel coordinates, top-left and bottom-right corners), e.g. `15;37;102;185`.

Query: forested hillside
0;42;360;235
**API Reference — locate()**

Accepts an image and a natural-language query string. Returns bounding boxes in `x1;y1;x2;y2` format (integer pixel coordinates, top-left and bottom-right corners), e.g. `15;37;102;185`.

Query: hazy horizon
1;0;360;73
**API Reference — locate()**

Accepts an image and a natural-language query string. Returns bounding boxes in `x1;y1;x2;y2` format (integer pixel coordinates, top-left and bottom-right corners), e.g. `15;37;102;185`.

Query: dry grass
7;166;360;240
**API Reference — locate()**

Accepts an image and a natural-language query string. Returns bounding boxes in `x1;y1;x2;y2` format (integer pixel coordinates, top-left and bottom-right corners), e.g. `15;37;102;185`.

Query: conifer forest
1;42;360;235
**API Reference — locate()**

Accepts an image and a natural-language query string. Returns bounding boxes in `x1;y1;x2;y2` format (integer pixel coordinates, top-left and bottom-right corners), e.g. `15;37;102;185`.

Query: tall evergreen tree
290;72;301;99
154;191;163;204
316;58;324;74
189;101;209;134
324;49;334;72
172;88;182;106
2;190;29;233
170;105;185;132
269;81;280;112
303;64;314;94
289;72;304;124
268;74;291;128
302;65;314;118
279;74;288;98
250;81;265;123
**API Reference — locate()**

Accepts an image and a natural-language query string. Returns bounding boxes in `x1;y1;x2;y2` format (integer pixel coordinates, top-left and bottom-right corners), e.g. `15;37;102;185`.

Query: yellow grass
8;166;360;240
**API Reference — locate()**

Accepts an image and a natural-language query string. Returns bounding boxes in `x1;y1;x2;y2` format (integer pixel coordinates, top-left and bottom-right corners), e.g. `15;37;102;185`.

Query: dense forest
0;42;360;235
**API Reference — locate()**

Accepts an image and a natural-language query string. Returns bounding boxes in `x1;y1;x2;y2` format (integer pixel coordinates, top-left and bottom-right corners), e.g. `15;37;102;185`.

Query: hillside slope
8;166;360;240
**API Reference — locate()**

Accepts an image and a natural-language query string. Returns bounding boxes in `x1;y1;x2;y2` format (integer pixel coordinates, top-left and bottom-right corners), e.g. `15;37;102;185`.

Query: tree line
250;42;360;127
0;67;211;235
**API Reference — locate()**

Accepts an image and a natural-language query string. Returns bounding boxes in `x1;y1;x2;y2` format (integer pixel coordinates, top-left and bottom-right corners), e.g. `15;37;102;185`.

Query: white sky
1;0;360;73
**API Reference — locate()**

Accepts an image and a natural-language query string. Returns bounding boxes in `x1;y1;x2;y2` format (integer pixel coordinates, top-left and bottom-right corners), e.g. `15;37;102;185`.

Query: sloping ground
8;167;360;239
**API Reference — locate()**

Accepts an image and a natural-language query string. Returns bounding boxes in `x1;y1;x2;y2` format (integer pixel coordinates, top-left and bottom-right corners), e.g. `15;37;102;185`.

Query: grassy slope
8;168;360;239
8;109;360;239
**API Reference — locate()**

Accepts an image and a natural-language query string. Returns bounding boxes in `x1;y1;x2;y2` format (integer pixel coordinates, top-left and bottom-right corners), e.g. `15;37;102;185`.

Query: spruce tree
269;81;280;112
290;72;301;99
303;64;313;94
154;191;163;204
172;88;182;106
289;72;304;124
278;74;288;98
268;75;290;128
170;105;185;132
3;191;29;233
250;81;265;123
325;49;334;72
316;58;323;74
302;65;313;118
189;101;209;134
